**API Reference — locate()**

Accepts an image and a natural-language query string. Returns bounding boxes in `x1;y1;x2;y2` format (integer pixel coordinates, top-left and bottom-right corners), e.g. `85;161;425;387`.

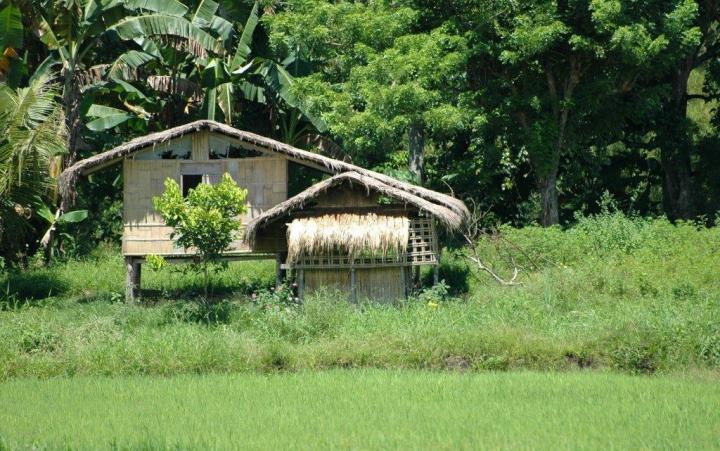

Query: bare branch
460;199;522;286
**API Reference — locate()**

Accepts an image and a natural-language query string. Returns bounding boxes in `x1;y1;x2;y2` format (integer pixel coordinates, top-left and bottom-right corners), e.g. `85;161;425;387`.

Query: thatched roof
287;213;409;262
244;171;464;245
58;120;469;220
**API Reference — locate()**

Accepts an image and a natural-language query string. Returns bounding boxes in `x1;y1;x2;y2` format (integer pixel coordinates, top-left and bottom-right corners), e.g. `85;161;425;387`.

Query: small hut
245;172;464;301
59;120;468;301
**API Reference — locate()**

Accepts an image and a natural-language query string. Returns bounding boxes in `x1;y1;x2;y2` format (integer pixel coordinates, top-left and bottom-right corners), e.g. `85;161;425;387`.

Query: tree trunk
62;65;82;170
659;58;695;220
59;63;82;213
661;143;694;220
408;123;425;184
537;167;559;227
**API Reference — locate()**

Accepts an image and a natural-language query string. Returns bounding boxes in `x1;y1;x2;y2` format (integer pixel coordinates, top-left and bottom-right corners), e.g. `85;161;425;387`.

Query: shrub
153;173;248;296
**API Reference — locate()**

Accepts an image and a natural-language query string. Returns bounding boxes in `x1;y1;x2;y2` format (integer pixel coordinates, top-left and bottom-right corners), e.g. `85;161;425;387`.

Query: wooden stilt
433;264;440;285
275;253;283;288
298;269;305;301
125;257;141;302
350;267;357;304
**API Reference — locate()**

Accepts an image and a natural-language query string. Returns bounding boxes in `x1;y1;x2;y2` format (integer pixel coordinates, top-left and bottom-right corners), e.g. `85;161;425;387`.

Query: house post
298;269;305;301
125;257;141;302
275;252;287;288
350;267;357;304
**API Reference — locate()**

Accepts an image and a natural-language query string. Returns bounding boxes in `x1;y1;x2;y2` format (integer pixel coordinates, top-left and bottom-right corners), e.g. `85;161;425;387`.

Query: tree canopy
1;0;719;263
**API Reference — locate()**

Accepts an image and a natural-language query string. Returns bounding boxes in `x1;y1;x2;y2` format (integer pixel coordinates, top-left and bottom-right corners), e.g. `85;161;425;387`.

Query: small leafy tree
153;173;248;297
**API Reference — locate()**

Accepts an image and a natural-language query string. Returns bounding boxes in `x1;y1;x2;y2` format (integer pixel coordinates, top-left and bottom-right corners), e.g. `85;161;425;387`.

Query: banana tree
23;0;234;210
93;0;326;131
36;203;88;262
204;1;327;131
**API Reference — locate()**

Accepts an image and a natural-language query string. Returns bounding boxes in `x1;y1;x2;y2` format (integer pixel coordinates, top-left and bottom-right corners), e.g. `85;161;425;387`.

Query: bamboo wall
303;267;407;303
122;132;287;256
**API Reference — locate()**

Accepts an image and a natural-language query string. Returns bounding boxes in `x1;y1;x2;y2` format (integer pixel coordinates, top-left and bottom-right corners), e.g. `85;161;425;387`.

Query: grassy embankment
1;212;719;378
1;370;719;450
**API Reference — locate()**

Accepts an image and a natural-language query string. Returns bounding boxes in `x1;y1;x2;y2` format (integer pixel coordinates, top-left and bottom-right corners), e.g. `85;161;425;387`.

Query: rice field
1;370;719;450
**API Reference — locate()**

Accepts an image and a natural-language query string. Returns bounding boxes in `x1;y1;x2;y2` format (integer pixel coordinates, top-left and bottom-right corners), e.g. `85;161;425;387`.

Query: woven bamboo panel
303;267;405;302
290;216;438;268
122;154;287;256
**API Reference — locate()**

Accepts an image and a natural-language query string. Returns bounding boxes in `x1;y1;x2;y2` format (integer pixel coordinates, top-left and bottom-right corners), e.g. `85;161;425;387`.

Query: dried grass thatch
287;213;409;262
58;120;469;221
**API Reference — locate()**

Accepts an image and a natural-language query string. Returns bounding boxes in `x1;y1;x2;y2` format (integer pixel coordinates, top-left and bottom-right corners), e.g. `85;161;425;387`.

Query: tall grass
0;212;719;378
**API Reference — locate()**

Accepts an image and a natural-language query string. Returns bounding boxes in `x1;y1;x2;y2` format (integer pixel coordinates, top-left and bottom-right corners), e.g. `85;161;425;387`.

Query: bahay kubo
59;120;469;302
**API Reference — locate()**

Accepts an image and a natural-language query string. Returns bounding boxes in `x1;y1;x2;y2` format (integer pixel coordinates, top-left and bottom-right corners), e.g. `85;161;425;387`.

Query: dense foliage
0;0;719;263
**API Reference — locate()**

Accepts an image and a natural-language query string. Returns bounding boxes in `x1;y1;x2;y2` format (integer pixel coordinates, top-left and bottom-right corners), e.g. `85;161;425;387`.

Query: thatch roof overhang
244;171;464;245
58;121;469;221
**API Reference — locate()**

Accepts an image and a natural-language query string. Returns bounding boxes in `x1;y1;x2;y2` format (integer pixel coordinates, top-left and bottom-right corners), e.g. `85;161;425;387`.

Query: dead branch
462;233;522;286
461;199;522;286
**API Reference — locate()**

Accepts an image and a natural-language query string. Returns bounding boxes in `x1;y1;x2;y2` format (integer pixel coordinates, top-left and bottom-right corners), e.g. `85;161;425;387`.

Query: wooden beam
126;253;276;262
81;158;123;176
292;206;417;217
227;139;334;174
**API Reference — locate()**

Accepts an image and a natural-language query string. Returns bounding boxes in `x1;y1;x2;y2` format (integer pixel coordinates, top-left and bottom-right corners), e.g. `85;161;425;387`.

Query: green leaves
57;210;88;224
85;105;133;131
110;14;224;57
123;0;189;17
232;2;259;69
192;0;219;26
107;50;156;79
499;13;570;64
590;0;622;34
0;4;23;50
153;173;248;294
0;73;66;214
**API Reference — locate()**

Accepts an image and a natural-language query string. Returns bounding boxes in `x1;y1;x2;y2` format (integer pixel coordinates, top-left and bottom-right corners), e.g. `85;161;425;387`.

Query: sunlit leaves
153;173;248;293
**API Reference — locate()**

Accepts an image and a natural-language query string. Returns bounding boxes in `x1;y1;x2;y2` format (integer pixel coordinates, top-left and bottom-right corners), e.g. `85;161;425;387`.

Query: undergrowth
0;212;718;378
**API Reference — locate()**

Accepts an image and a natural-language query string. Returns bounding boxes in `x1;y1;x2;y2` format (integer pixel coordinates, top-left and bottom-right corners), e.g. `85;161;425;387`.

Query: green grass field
1;370;719;450
1;213;719;379
1;213;719;448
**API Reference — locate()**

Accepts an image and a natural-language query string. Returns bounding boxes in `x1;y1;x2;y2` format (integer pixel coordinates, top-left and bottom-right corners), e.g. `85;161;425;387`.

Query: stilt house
59;120;469;301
